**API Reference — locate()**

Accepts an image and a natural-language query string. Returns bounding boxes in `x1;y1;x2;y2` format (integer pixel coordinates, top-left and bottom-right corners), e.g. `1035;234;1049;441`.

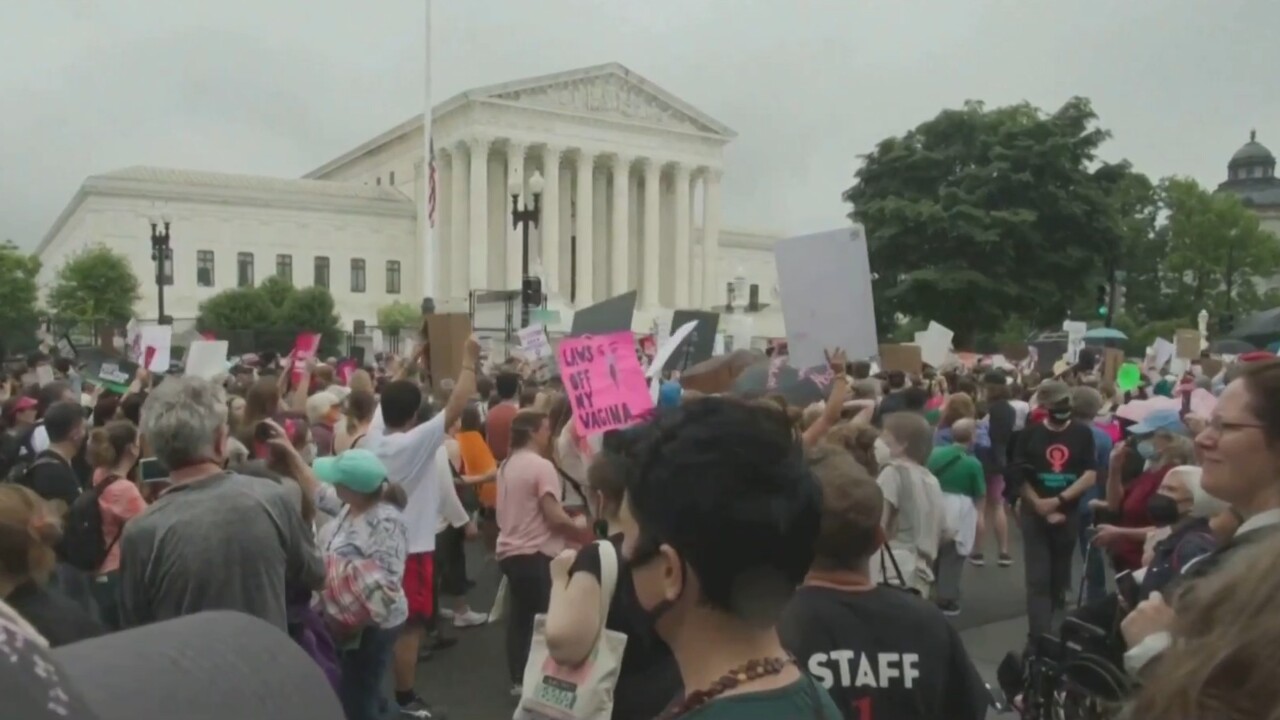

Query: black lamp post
509;170;545;328
148;215;173;325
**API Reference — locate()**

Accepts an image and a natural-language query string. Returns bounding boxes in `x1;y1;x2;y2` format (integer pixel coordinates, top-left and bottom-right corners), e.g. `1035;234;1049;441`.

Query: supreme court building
35;63;787;341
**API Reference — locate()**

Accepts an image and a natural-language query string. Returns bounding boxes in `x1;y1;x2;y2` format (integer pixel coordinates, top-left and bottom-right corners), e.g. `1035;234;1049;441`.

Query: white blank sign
774;225;879;368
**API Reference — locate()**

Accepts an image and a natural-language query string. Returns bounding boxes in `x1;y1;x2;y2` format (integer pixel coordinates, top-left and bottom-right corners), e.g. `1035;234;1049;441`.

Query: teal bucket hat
312;449;388;494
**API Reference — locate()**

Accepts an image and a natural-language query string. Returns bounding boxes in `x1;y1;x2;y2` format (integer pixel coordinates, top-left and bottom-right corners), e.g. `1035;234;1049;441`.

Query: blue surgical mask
1137;440;1156;461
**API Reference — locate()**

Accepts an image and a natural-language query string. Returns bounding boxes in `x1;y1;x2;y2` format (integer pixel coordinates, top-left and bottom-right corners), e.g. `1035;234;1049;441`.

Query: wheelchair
997;618;1133;720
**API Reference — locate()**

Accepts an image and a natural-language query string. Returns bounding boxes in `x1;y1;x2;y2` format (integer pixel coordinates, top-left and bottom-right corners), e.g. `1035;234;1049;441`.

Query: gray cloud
3;0;1277;248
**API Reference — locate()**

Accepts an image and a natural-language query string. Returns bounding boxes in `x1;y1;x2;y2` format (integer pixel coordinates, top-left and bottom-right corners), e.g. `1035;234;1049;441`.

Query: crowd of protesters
1;338;1278;720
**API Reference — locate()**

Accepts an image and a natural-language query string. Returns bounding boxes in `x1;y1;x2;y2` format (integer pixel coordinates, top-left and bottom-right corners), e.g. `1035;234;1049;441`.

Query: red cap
9;396;37;415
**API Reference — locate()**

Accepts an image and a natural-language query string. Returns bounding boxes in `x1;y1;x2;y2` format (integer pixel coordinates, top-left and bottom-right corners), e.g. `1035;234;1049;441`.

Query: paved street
413;528;1036;719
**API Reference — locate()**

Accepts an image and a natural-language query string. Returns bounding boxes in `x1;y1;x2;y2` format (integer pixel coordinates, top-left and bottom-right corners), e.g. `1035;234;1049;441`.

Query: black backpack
0;427;40;484
62;475;123;572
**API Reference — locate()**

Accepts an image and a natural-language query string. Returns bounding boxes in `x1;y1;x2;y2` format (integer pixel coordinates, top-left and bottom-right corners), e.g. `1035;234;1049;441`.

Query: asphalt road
412;526;1038;719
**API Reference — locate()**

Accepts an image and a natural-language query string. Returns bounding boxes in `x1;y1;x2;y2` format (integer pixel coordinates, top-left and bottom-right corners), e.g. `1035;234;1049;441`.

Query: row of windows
193;251;401;294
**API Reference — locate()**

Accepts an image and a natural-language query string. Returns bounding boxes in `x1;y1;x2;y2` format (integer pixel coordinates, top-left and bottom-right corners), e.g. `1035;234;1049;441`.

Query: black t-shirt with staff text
779;585;988;720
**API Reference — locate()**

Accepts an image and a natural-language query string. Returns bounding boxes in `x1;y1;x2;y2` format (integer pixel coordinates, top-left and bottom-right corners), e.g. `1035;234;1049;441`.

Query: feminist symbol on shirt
1046;444;1070;473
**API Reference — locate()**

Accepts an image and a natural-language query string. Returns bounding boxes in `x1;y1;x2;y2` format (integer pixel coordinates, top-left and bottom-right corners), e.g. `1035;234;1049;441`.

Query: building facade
35;63;788;341
1217;130;1280;290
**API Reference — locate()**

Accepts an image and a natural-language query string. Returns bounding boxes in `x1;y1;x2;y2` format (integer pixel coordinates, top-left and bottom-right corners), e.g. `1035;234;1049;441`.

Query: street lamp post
509;171;545;328
148;215;173;325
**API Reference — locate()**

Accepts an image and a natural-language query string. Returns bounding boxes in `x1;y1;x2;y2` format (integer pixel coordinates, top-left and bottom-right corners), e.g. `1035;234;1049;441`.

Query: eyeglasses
1205;416;1265;435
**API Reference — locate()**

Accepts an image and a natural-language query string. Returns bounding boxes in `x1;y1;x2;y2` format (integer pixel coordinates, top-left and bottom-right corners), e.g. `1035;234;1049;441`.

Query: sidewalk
959;616;1027;719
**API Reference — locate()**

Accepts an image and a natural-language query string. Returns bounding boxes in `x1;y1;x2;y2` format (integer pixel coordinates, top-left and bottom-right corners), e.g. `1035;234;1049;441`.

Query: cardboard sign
424;313;473;388
558;331;654;436
1102;347;1126;384
999;343;1030;362
98;360;137;386
878;344;923;376
1174;329;1200;360
290;332;321;385
56;335;77;358
140;325;172;372
774;226;878;368
913;321;954;368
649;321;699;379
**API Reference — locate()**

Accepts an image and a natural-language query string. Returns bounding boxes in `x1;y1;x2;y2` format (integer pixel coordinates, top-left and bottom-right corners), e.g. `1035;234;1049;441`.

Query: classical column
467;136;490;290
641;159;661;308
540;145;562;298
505;141;526;291
437;150;452;299
610;154;631;294
574;150;595;305
449;141;469;298
701;168;723;309
672;163;691;308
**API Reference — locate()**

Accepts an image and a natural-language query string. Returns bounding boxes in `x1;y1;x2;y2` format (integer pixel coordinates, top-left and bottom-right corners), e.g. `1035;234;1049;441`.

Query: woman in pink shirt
85;420;148;629
495;410;589;694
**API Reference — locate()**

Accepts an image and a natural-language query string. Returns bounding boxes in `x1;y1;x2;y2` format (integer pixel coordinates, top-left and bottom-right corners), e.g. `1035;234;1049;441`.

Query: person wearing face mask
615;398;840;720
1093;415;1196;573
1010;381;1097;643
117;376;323;632
83;420;147;629
542;448;682;720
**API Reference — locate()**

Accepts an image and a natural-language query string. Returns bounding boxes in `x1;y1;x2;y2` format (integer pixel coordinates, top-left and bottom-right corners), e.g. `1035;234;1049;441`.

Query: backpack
0;427;39;484
62;475;124;572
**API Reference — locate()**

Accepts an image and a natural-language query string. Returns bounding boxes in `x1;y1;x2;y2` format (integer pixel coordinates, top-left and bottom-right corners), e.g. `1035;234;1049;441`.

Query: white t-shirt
29;424;50;454
366;408;447;554
434;446;470;534
876;460;945;574
1009;400;1031;431
554;424;589;509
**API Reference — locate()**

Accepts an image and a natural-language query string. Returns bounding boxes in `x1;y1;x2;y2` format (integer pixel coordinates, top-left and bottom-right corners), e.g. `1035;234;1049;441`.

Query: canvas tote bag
513;540;628;720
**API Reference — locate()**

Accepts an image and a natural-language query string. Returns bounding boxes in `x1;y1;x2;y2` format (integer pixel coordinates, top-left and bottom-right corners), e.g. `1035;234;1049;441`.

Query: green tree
279;287;343;355
196;283;343;355
0;241;42;354
1158;177;1280;325
46;244;141;329
845;97;1124;346
376;300;422;336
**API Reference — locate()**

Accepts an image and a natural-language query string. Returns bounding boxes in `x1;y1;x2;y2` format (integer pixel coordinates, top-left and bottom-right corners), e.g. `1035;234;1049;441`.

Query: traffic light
1095;283;1109;318
521;275;543;308
1114;283;1126;314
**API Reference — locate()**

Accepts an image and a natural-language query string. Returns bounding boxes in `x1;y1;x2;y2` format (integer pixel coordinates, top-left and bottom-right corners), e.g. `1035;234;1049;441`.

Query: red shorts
402;551;436;623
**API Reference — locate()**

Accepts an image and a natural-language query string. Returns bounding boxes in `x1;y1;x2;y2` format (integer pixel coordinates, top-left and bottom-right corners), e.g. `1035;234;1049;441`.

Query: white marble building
35;63;788;340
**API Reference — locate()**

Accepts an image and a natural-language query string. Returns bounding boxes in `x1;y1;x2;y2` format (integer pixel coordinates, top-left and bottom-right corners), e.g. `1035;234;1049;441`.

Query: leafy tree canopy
0;241;42;355
377;300;422;335
47;244;141;328
197;280;343;356
846;97;1131;346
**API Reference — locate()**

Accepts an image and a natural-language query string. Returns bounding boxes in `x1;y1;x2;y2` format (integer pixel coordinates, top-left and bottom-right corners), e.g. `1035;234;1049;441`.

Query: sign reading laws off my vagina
558;331;654;436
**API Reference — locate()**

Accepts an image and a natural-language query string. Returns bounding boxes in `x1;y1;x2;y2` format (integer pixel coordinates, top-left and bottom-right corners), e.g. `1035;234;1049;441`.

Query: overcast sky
2;0;1275;248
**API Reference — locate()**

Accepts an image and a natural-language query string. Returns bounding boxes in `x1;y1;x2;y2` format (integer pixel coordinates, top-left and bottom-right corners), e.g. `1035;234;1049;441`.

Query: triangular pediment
470;63;735;139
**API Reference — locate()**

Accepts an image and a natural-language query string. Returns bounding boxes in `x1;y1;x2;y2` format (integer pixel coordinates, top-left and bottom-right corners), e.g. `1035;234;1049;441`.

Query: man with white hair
118;376;323;632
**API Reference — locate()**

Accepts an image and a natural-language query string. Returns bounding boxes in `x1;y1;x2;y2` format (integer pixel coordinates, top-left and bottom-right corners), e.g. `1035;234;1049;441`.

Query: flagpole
421;0;436;306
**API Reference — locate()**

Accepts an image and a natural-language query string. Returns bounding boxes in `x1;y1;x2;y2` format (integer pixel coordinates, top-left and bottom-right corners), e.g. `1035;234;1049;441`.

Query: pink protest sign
336;358;358;385
291;332;321;385
558;331;654;436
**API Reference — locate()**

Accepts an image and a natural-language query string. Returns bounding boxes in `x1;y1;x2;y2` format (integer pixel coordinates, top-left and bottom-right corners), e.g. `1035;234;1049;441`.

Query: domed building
1217;131;1280;291
1217;130;1280;229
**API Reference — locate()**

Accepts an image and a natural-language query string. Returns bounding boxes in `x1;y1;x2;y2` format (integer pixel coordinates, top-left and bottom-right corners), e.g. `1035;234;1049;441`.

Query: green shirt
923;408;942;426
684;675;841;720
926;445;986;499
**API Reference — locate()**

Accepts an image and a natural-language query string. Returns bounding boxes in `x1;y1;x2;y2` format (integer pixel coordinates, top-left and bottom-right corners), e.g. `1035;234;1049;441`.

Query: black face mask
1146;494;1182;527
626;536;684;628
1048;407;1072;424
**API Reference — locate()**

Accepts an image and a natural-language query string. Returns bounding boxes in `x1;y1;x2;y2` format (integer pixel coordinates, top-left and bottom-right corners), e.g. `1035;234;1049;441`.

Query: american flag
427;138;437;228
